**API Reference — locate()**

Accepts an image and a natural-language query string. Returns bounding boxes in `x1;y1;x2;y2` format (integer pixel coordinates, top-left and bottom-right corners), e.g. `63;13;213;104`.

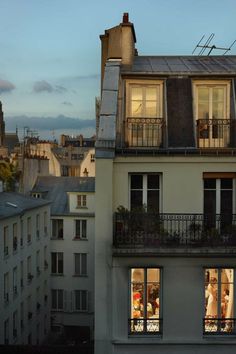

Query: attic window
32;193;41;199
77;195;87;208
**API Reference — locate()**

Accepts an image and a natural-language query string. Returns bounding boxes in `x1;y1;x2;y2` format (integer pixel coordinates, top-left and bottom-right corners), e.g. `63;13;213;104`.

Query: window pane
146;101;157;117
131;268;144;282
146;87;157;101
147;175;159;189
82;221;87;238
131;175;143;189
51;254;57;273
221;179;232;189
51;290;57;309
213;88;224;102
81;254;87;275
131;87;142;100
58;253;63;274
81;291;87;310
199;88;209;102
131;101;142;117
205;269;218;322
204;178;216;189
58;290;63;309
147;190;159;212
131;191;143;210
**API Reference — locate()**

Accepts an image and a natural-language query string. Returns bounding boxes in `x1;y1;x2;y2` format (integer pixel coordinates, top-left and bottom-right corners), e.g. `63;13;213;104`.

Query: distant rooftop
0;192;50;220
121;55;236;75
32;176;95;215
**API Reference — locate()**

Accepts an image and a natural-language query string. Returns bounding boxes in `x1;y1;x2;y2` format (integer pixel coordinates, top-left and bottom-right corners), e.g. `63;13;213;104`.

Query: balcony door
204;178;233;230
195;83;230;148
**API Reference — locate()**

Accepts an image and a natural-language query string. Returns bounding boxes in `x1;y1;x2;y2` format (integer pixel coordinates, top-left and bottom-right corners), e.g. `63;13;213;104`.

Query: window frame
74;253;87;276
203;267;236;336
51;289;64;311
77;194;87;208
74;219;87;239
129;173;162;212
74;290;88;312
51;252;64;275
129;267;162;336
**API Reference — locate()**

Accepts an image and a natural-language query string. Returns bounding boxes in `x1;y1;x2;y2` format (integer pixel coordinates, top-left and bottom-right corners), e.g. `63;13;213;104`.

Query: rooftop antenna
192;34;236;55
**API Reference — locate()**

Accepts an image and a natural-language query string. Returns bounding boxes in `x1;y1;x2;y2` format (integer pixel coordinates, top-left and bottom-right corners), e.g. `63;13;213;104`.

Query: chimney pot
123;12;129;23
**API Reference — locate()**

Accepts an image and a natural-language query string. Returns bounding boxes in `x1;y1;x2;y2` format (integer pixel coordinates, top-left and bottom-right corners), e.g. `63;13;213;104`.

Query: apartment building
95;14;236;354
32;176;95;343
0;192;50;345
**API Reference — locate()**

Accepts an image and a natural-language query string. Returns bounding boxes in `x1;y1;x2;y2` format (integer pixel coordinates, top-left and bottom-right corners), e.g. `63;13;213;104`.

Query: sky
0;0;236;138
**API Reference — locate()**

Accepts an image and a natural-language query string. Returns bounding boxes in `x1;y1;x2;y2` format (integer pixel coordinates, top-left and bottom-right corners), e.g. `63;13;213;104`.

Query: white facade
0;196;51;345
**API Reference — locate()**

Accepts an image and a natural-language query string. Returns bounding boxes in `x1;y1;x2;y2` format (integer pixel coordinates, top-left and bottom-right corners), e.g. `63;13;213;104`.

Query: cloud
33;80;53;93
62;101;73;106
0;79;15;94
33;81;67;94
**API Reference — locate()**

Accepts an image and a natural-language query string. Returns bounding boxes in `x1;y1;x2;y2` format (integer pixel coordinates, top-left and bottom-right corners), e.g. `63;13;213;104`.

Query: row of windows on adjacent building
3;212;48;257
130;267;235;336
125;80;233;149
51;252;87;276
4;250;49;305
51;289;89;312
4;311;48;345
51;219;87;240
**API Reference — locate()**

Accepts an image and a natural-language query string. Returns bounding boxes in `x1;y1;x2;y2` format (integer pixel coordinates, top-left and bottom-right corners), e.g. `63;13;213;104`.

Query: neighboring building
0;101;8;158
0;192;51;345
31;176;95;343
95;13;236;354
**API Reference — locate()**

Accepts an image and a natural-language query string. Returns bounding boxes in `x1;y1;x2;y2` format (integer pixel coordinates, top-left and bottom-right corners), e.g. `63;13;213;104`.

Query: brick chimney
100;13;136;83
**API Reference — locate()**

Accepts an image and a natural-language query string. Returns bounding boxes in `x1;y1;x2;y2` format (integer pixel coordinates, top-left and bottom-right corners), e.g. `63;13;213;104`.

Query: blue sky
0;0;236;125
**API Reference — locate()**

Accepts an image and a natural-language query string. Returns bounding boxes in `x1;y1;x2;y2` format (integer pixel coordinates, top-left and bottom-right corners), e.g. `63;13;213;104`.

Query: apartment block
0;192;51;345
95;14;236;354
32;176;95;343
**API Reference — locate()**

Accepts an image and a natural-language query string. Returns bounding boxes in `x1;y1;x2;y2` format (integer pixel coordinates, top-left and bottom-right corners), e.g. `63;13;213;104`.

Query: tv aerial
192;33;236;55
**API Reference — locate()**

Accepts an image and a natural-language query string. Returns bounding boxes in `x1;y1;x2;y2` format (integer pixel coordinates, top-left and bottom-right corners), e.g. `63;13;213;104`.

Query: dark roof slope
121;55;236;75
32;176;95;215
0;192;50;220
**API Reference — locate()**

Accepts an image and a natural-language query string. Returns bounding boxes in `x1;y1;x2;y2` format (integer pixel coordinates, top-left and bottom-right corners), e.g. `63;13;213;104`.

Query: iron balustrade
114;212;236;248
197;119;231;148
129;318;162;335
127;118;164;147
203;318;236;335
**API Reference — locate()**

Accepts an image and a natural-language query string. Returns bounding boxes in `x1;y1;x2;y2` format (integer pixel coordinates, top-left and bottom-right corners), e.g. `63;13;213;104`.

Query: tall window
51;252;63;274
51;289;63;310
4;319;9;344
4;272;9;304
52;219;63;239
4;226;9;256
27;217;31;243
13;223;18;251
204;268;234;334
13;267;18;296
75;220;87;239
77;195;87;207
204;177;233;229
126;81;163;147
13;311;18;339
36;214;40;239
194;81;230;148
130;268;161;334
44;211;48;235
75;290;88;311
130;174;160;212
74;253;87;276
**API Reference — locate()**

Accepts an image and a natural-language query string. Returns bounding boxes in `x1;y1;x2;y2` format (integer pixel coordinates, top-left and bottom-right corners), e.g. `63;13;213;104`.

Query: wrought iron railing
114;212;236;248
203;318;236;335
197;119;230;148
126;118;164;147
129;318;162;335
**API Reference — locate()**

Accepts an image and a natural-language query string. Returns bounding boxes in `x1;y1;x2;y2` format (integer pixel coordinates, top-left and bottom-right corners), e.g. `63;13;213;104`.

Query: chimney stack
100;13;136;85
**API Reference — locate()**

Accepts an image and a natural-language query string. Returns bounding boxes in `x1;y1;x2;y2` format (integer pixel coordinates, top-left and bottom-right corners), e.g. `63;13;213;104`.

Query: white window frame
129;173;162;212
51;289;64;311
74;253;87;276
74;219;87;239
51;252;64;275
74;290;88;312
77;194;87;208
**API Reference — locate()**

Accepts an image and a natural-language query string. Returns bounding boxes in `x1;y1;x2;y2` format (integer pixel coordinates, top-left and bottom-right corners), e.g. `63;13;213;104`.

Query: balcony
126;118;164;147
196;119;231;148
113;212;236;254
203;318;236;335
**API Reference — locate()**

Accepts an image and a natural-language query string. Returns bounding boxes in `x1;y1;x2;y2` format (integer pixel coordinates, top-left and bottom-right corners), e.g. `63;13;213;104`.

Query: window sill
73;274;88;277
73;237;88;241
50;238;64;241
76;206;88;209
51;273;64;276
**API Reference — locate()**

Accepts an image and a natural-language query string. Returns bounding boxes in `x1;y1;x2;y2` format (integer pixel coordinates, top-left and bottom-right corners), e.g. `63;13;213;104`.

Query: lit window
74;290;88;311
75;220;87;239
77;195;87;207
204;268;235;334
194;81;230;148
126;80;163;147
74;253;87;276
130;268;161;334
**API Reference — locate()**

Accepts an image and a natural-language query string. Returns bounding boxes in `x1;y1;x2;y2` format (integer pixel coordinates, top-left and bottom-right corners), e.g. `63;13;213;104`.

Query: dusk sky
0;0;236;137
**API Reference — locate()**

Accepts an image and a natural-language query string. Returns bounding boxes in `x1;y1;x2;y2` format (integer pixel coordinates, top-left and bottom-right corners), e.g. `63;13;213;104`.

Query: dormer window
126;80;164;147
77;194;87;208
193;81;230;148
